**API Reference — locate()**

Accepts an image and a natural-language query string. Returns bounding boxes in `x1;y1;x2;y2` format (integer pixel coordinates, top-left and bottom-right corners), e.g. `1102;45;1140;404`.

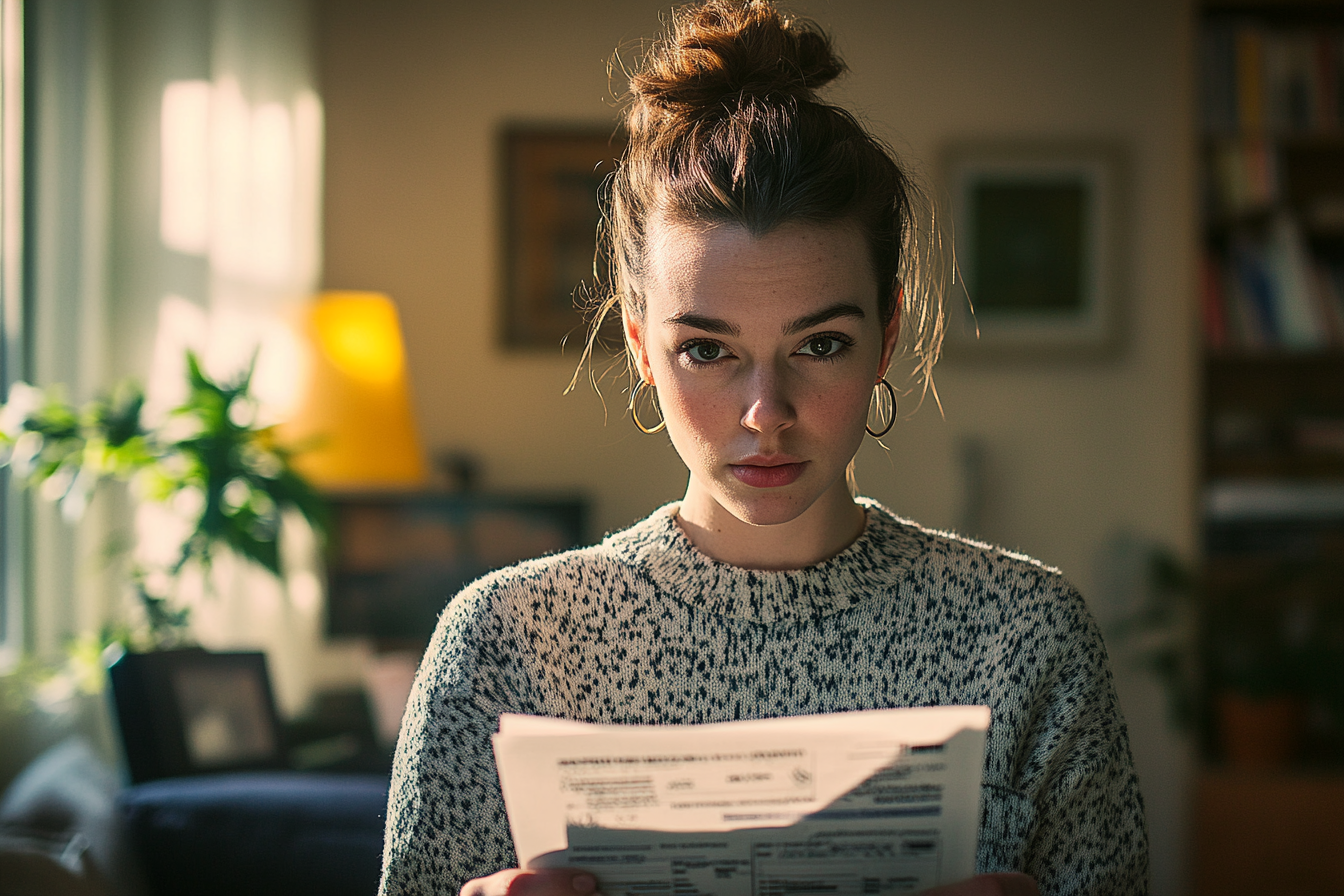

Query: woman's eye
798;336;845;358
685;342;723;362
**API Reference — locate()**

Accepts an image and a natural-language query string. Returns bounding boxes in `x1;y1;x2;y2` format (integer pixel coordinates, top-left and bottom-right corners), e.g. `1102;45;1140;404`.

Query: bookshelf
1198;0;1344;753
1194;4;1344;892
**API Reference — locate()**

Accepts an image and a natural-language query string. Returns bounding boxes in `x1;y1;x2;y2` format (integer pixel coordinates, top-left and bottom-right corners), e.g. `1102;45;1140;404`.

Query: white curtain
26;0;325;715
0;0;24;670
25;0;113;659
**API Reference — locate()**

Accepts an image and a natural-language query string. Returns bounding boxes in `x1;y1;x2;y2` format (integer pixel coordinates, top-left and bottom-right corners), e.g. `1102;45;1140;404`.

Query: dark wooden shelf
1203;1;1344;27
1204;349;1344;364
1204;353;1344;415
1202;215;1344;245
1206;457;1344;478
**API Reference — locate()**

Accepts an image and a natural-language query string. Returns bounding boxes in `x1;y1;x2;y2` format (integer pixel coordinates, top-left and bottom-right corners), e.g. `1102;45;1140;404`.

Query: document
492;706;990;896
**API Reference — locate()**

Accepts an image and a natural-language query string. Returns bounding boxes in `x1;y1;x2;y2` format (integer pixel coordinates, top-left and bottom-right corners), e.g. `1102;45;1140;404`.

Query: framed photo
940;141;1127;357
502;126;627;349
108;649;286;783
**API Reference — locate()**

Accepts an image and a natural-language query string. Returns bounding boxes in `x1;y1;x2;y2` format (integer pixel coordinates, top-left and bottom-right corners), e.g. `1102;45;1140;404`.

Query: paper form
492;706;989;895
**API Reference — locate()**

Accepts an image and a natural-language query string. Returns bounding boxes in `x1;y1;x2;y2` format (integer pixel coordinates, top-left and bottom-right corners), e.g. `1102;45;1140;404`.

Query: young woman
379;3;1147;895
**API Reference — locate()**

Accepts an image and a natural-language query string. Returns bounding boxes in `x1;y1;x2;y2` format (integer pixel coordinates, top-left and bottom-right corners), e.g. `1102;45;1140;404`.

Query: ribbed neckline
605;498;925;624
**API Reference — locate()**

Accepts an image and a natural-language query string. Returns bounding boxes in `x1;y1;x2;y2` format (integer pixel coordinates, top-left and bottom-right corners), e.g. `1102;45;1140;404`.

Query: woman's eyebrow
665;302;865;337
664;313;740;336
783;302;866;334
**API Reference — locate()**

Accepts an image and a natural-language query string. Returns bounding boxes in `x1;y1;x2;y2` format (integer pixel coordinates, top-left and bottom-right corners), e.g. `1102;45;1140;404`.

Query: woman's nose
740;367;795;434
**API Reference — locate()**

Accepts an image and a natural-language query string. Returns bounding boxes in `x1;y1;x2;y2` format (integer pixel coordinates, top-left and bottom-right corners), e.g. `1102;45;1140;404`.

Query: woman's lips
729;460;807;488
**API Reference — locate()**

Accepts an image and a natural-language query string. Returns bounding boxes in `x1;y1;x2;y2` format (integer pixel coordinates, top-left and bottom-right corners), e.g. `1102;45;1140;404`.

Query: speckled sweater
379;500;1148;896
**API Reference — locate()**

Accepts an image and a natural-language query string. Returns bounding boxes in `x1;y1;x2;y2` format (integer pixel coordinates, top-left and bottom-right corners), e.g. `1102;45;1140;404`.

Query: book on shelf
1202;223;1344;351
1203;18;1344;136
1208;136;1281;218
1202;253;1230;349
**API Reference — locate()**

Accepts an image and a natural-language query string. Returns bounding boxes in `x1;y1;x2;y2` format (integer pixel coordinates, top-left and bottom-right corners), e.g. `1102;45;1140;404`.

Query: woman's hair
576;0;945;410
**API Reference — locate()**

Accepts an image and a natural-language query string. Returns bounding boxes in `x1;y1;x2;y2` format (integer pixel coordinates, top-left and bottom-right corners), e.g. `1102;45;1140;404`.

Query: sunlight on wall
144;296;309;428
158;78;322;289
213;79;292;283
159;80;211;255
151;77;325;419
147;70;328;715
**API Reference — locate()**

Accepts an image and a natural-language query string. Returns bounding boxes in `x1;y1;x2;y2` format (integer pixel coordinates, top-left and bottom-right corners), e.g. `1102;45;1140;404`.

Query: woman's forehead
643;219;879;323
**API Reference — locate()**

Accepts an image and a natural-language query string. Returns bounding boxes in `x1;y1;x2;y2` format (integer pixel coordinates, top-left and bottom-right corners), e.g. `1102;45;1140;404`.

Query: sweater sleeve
379;588;520;896
982;584;1149;895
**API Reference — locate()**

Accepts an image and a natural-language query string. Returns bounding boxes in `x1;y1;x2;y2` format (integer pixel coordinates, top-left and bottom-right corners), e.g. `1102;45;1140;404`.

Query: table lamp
278;291;427;489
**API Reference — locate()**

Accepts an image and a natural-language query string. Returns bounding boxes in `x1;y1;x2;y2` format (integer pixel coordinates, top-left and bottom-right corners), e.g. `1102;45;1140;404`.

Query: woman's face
626;219;900;528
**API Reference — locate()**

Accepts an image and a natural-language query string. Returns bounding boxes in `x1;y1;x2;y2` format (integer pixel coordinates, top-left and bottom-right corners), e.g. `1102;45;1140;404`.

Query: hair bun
630;0;844;112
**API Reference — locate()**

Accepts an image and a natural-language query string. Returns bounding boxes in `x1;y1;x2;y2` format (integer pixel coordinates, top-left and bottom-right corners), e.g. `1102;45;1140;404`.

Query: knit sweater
379;500;1148;896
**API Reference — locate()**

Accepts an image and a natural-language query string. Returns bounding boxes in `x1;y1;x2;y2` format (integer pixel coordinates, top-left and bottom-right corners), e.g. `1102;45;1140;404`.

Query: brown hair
575;0;944;411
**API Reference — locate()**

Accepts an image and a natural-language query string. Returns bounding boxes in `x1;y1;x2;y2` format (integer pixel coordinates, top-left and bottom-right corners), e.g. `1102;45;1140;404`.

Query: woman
379;3;1147;895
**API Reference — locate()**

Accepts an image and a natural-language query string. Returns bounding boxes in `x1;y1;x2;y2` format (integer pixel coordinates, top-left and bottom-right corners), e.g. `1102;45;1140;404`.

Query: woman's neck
674;480;866;570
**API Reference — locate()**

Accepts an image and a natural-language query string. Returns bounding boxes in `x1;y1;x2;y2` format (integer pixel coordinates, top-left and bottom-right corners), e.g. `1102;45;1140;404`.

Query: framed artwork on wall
502;126;627;349
940;141;1127;358
108;649;287;783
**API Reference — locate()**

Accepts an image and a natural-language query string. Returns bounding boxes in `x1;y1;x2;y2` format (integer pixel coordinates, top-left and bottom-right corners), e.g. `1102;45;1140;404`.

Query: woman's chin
715;487;815;528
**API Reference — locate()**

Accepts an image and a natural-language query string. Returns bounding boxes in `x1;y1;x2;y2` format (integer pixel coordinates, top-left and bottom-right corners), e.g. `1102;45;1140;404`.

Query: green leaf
88;381;146;448
6;346;331;614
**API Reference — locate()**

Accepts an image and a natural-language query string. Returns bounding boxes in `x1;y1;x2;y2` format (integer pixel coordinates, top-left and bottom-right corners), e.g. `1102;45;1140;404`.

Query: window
0;0;23;668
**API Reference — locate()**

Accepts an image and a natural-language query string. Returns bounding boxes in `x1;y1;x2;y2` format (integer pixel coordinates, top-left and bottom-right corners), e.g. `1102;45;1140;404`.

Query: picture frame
108;649;287;783
940;141;1127;358
502;126;627;349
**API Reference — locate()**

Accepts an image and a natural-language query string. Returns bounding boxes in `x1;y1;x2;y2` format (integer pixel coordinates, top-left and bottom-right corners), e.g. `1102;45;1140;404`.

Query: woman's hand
920;873;1039;896
460;868;599;896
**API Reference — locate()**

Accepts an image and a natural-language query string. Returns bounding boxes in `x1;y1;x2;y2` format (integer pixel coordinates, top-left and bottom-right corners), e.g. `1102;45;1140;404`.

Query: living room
3;1;1341;895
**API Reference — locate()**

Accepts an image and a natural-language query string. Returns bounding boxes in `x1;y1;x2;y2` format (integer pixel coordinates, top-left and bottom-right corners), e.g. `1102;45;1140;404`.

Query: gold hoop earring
866;377;897;438
631;380;666;434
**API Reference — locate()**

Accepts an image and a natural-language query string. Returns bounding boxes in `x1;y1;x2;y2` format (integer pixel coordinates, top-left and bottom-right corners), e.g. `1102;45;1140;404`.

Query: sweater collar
606;498;924;624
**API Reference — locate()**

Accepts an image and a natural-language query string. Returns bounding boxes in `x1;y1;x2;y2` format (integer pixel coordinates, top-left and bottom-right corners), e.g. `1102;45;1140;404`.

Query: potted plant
0;351;327;649
1109;545;1201;731
1111;545;1343;768
1199;560;1331;768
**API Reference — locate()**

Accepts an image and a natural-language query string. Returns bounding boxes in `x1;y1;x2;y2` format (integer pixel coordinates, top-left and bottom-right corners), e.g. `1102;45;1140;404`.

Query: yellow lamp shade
278;291;427;489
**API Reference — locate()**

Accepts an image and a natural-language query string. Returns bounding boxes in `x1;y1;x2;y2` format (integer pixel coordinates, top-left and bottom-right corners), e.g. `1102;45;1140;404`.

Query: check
492;707;990;896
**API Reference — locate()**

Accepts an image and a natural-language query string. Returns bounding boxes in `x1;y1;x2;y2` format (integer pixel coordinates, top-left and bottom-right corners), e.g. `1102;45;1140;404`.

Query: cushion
0;737;139;894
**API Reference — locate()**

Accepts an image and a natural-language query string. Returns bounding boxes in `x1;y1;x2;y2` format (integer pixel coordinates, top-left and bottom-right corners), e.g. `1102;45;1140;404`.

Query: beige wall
318;0;1198;571
317;1;1198;891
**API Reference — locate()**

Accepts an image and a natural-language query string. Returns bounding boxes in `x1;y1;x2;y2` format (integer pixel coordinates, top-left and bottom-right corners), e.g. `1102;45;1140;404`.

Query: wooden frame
941;141;1127;358
502;127;626;349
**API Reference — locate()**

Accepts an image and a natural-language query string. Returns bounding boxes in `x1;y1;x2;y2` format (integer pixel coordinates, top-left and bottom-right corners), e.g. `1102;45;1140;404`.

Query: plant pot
1216;691;1307;768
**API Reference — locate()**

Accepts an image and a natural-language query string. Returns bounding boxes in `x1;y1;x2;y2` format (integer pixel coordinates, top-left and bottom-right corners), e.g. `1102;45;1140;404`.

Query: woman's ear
877;286;903;380
623;307;654;384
